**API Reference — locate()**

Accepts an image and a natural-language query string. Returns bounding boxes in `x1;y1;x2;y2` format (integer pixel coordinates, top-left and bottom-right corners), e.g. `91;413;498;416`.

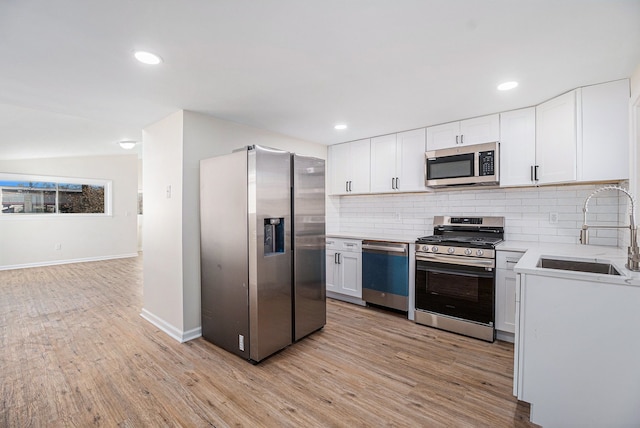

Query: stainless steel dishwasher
362;240;409;311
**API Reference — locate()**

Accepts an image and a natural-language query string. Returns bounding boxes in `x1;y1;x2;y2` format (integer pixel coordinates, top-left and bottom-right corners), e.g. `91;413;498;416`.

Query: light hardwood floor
0;256;537;427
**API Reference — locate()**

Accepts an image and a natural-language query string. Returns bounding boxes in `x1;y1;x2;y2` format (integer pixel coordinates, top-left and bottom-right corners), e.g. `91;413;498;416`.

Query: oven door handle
426;267;493;278
416;253;495;269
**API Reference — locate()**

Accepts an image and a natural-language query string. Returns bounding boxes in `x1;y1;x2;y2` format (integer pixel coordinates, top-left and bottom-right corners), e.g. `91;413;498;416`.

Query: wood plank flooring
0;256;537;427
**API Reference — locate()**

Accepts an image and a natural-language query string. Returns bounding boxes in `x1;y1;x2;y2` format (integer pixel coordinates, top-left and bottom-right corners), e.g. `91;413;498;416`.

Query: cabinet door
397;128;427;192
580;79;629;182
328;143;351;195
536;91;577;184
499;108;536;187
326;249;339;293
496;270;517;334
348;139;371;194
460;114;500;145
426;121;460;151
339;251;362;298
370;134;398;193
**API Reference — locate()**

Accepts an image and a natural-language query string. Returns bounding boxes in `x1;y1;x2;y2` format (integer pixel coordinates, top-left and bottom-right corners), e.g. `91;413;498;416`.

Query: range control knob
431;246;439;253
476;249;484;256
447;247;455;254
464;249;472;255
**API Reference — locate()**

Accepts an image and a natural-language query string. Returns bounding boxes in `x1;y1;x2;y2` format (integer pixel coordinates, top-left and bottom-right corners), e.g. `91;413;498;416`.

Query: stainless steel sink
537;257;621;275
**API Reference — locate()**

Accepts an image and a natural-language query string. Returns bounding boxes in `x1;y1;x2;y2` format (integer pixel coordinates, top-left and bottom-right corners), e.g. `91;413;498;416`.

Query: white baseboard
0;253;139;271
326;291;366;306
140;309;202;343
496;330;515;343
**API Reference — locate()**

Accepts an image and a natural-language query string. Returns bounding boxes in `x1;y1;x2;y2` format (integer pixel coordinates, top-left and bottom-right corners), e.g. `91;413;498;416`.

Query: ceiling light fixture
497;81;519;91
334;124;348;130
119;140;137;150
134;51;162;65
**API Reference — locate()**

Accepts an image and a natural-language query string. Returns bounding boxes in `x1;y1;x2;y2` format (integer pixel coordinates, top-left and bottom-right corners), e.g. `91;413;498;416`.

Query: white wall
142;110;327;341
630;63;640;200
0;155;138;269
329;183;626;247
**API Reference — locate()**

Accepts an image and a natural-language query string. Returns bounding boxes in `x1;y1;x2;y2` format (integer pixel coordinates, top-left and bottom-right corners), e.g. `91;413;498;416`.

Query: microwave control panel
479;150;495;176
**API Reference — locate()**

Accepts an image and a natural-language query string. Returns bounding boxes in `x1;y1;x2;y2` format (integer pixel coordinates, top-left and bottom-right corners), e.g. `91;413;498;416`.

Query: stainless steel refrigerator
200;145;325;363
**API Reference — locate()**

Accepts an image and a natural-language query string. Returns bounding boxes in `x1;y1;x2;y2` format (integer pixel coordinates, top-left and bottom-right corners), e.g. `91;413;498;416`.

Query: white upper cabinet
500;79;629;188
329;139;371;195
578;79;629;182
499;108;536;187
370;128;427;193
397;128;428;192
535;90;577;185
426;114;499;151
370;134;398;193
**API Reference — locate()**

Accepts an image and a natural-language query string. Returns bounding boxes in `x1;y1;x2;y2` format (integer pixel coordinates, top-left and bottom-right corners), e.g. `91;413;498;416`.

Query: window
0;174;111;215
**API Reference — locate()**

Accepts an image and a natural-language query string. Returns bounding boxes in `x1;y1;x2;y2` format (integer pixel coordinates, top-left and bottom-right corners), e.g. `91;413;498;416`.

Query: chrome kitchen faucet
580;185;640;271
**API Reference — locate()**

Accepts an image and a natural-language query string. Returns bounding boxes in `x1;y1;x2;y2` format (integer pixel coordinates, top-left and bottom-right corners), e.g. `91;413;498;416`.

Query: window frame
0;173;112;218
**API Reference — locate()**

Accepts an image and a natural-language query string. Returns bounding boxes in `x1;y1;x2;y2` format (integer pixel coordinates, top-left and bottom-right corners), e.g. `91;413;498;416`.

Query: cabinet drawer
340;240;361;252
326;238;362;252
497;251;524;271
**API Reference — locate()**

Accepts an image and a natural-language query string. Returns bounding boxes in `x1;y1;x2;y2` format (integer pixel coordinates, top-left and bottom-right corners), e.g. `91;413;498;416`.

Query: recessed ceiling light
119;140;137;150
134;51;162;65
334;124;347;130
497;81;518;91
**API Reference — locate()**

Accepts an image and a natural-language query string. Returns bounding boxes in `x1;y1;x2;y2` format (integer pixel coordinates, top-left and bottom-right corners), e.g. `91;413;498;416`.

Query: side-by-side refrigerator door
292;154;326;341
200;151;250;360
248;146;293;362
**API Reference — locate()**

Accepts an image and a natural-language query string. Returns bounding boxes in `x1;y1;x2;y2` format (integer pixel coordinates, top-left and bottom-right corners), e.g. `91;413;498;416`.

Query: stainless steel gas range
414;216;505;342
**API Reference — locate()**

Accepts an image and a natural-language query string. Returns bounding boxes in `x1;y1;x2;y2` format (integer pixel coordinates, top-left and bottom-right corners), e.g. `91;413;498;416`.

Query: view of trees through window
0;179;106;214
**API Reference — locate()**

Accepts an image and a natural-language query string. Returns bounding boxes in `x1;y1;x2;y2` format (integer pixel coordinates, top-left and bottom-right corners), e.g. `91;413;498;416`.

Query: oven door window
427;153;474;180
415;260;494;325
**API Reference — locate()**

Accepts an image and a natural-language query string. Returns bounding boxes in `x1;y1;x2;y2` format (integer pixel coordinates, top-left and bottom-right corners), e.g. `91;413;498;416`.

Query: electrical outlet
239;334;244;351
166;185;172;199
54;243;62;250
549;212;559;224
395;212;401;222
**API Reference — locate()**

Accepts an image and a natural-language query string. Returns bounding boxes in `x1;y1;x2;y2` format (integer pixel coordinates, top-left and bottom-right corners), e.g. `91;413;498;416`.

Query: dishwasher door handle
362;243;407;254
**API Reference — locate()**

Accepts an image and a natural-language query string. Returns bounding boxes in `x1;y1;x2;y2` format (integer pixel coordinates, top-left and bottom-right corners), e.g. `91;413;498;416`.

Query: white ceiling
1;0;639;160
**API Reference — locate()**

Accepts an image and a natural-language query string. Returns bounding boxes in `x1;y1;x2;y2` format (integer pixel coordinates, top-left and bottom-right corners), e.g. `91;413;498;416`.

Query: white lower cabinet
514;271;640;427
326;238;362;298
495;250;524;338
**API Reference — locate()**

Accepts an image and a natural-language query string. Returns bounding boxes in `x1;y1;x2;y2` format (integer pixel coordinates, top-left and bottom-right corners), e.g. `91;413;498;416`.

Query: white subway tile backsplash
328;183;627;246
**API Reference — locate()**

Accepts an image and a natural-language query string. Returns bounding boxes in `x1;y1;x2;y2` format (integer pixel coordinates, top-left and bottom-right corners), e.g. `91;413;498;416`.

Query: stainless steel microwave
425;142;499;187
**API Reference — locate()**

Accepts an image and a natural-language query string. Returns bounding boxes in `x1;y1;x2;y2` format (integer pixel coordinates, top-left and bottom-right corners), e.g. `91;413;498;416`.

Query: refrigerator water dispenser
264;218;285;255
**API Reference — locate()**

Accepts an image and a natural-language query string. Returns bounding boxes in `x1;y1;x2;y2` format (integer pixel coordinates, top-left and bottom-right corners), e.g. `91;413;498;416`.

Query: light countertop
503;241;640;287
326;233;417;244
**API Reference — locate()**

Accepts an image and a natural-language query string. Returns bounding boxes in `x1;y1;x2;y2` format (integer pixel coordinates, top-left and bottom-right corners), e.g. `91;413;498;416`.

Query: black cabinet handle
534;165;539;181
345;181;349;192
460;134;464;144
396;177;399;189
456;135;459;144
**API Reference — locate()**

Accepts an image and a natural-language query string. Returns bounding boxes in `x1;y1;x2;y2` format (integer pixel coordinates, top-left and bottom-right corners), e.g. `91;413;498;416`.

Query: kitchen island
512;243;640;427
